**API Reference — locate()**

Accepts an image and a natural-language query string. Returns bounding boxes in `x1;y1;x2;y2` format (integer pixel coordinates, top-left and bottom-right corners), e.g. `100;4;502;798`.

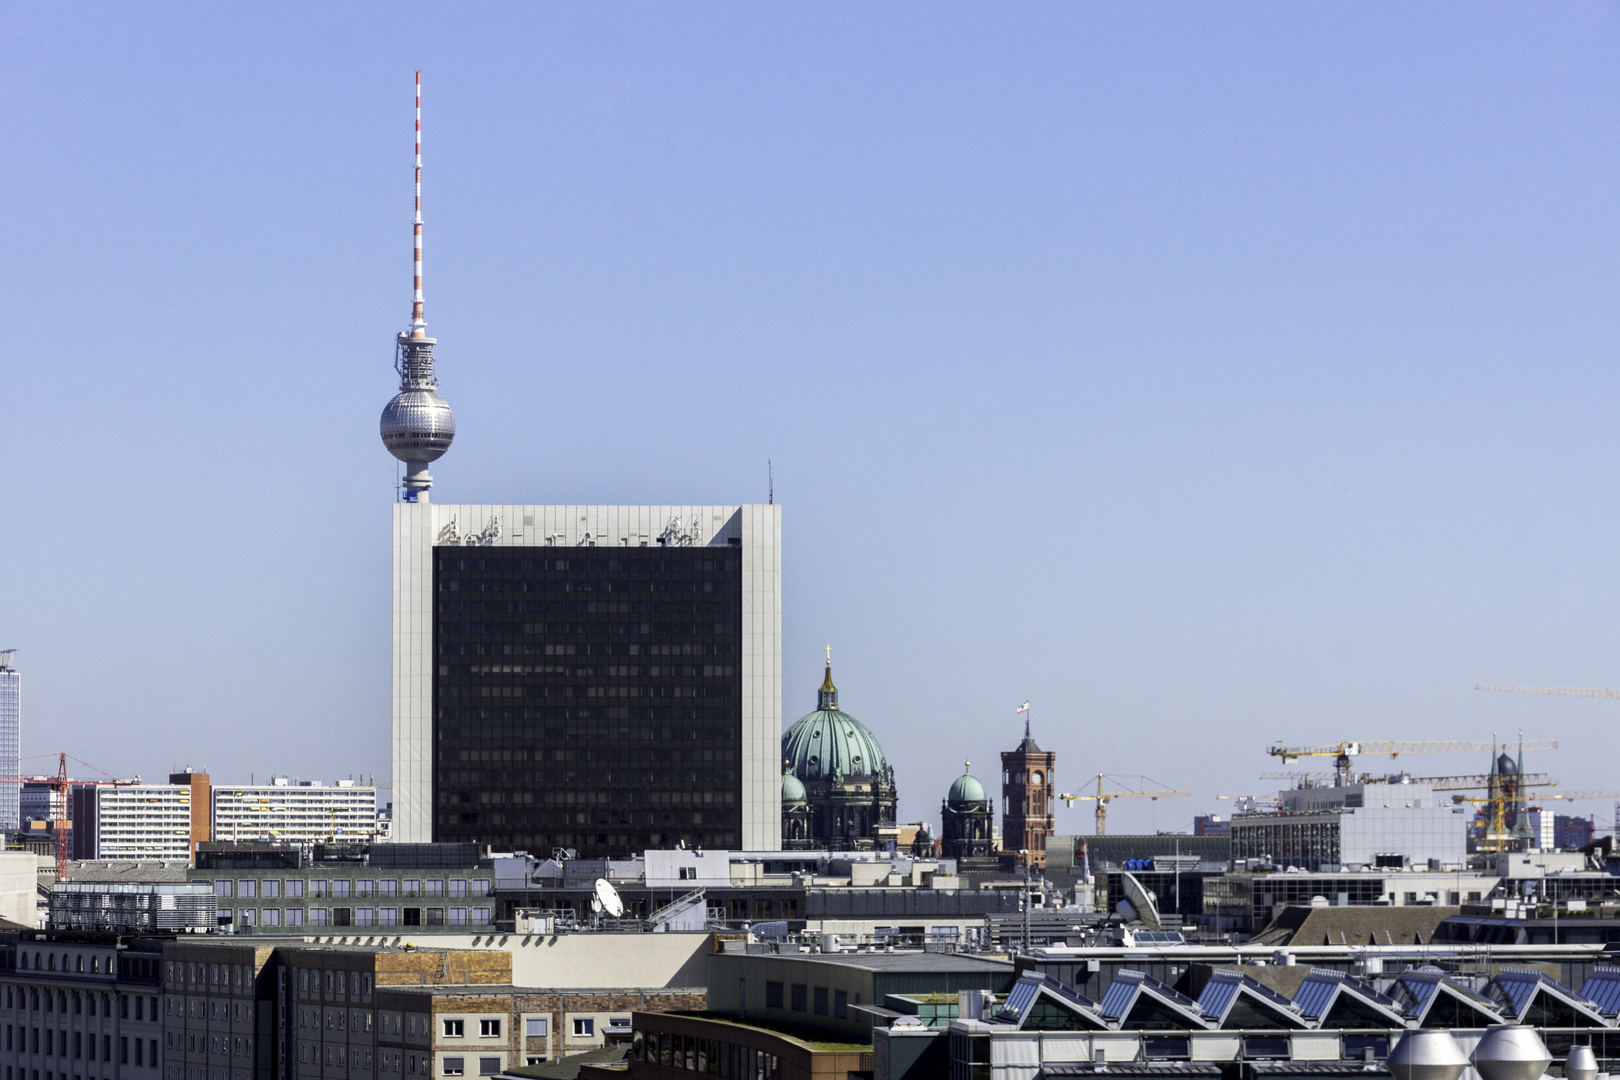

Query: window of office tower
433;546;743;857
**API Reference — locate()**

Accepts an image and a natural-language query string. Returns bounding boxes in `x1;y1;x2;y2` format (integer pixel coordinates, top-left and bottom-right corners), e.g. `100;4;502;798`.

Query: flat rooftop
731;950;1014;974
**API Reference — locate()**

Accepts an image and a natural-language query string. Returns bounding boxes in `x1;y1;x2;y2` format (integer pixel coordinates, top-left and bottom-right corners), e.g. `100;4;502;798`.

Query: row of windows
438;685;736;700
441;787;734;806
443;643;735;658
451;664;737;678
763;981;856;1018
439;621;737;637
439;601;739;620
169;997;250;1023
439;579;739;595
632;1031;779;1078
166;1032;246;1059
7;955;144;978
1;1026;153;1065
295;1007;373;1033
292;969;370;1002
241;907;491;928
209;879;490;899
0;990;151;1020
164;965;251;994
436;711;737;728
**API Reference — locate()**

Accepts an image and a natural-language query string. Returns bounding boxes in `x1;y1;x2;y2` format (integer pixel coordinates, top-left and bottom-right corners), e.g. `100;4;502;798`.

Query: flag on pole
1016;701;1029;714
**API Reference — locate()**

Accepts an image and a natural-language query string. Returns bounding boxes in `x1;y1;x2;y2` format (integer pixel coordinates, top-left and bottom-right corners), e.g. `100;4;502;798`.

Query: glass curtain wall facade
433;547;743;856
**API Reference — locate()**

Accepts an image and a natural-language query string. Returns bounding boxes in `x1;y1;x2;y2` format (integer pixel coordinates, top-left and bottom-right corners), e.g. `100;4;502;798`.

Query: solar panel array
1392;967;1444;1017
1581;966;1620;1018
1100;972;1145;1021
995;973;1045;1023
994;972;1099;1026
1292;968;1399;1021
1291;970;1343;1020
1196;975;1243;1021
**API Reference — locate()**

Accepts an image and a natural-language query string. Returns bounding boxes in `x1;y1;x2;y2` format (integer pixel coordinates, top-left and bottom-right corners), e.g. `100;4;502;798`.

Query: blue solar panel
1044;977;1098;1011
1392;969;1442;1018
996;973;1098;1026
1197;974;1243;1020
995;974;1044;1023
1292;971;1342;1020
1100;972;1143;1021
1581;967;1620;1017
1488;968;1546;1017
1199;970;1299;1022
1142;972;1201;1010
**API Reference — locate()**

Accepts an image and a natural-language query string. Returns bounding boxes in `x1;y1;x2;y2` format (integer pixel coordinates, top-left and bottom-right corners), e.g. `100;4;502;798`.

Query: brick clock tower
1000;710;1055;869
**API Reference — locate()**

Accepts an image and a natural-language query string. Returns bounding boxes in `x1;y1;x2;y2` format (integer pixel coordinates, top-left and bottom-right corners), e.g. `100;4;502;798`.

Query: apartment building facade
0;932;166;1080
210;786;379;848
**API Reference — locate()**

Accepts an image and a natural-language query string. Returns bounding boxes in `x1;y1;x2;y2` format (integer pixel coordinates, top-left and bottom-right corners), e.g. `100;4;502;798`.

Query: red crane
0;753;125;878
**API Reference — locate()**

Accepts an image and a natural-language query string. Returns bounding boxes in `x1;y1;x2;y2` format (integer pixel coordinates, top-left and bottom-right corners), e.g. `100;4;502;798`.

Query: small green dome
782;663;890;783
782;770;807;802
947;767;987;808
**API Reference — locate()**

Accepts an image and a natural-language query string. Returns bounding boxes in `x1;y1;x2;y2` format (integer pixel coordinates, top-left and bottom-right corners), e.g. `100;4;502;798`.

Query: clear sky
4;4;1620;836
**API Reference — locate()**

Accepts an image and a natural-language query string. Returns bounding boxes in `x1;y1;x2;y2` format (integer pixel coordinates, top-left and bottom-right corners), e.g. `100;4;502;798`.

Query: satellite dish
594;878;625;919
1119;872;1162;931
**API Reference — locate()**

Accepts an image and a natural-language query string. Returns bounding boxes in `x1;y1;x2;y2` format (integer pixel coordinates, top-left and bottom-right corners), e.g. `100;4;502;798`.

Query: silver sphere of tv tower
381;71;454;499
380;334;455;488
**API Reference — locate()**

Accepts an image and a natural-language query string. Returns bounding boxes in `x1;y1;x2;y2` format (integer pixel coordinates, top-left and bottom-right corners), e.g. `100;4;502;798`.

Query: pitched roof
1196;970;1309;1029
1390;966;1502;1028
994;972;1109;1030
1099;969;1209;1030
1291;968;1407;1028
1580;966;1620;1018
1484;967;1608;1027
1249;905;1458;947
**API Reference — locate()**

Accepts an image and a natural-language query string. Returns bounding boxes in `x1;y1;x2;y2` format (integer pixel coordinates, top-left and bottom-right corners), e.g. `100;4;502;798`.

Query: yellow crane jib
1266;739;1559;787
1056;773;1192;837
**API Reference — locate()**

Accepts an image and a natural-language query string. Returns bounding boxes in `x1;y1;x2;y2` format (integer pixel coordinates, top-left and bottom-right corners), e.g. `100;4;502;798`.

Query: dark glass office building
393;503;782;856
434;547;741;856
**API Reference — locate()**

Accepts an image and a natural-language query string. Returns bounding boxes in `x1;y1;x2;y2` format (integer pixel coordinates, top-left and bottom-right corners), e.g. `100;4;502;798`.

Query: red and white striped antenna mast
410;70;426;338
380;70;456;499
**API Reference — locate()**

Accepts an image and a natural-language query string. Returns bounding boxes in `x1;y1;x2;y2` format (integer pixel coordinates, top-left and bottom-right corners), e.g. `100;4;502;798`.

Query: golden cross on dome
825;645;832;664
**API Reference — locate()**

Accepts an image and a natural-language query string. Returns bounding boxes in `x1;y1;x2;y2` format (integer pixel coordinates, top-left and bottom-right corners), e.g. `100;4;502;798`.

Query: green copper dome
947;765;987;808
782;663;890;784
782;768;807;802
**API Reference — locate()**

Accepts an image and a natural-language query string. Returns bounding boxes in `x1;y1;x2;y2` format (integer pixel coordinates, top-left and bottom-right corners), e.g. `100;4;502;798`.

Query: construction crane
1267;739;1558;787
1260;770;1556;791
0;753;126;878
1478;684;1620;700
1058;774;1191;837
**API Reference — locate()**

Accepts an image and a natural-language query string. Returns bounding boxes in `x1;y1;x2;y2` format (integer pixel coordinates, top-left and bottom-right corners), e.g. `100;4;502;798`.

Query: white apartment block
87;786;193;860
211;779;380;844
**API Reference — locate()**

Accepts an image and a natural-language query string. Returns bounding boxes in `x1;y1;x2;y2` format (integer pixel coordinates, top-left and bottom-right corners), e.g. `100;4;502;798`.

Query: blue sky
4;4;1620;835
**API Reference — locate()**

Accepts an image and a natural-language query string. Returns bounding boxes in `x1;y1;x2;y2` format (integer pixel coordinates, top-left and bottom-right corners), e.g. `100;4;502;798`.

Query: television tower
380;71;455;501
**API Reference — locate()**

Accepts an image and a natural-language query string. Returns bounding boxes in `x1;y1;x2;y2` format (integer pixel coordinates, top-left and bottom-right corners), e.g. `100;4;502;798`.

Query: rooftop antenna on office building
768;459;773;505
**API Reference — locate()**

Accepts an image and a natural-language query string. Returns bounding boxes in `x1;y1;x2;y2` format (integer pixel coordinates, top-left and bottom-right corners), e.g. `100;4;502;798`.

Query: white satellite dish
594;878;625;918
1118;872;1162;932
